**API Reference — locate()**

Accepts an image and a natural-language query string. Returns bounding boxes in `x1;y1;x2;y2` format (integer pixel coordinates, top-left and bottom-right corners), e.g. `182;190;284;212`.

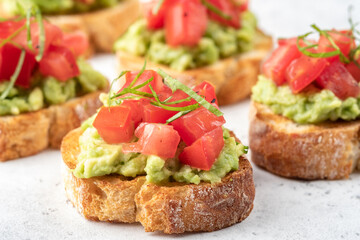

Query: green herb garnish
107;70;129;107
0;6;46;99
107;63;223;124
296;24;352;63
0;25;27;48
201;0;232;20
34;7;45;61
152;0;165;15
157;69;223;117
166;110;192;123
348;6;360;68
243;145;249;154
25;10;33;50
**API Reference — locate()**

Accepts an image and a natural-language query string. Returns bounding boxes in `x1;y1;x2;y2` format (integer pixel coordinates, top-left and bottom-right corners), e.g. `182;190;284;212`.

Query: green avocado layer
0;59;107;116
252;75;360;124
2;0;122;15
73;122;246;185
114;11;257;71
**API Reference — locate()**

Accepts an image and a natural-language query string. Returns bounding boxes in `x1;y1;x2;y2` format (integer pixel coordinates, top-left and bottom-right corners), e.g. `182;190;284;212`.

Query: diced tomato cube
316;60;360;99
0;44;37;88
158;88;194;107
207;0;241;29
123;123;180;159
179;127;224;170
193;81;218;105
63;31;89;58
143;103;177;124
171;106;225;146
346;59;360;82
318;30;355;62
262;43;302;85
165;0;208;47
119;70;165;94
237;0;248;12
12;20;63;56
120;99;146;127
39;45;79;81
93;106;134;144
143;0;174;30
286;55;328;93
0;19;26;39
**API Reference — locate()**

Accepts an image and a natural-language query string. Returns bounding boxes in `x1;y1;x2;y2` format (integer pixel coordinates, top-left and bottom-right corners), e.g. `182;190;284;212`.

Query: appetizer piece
250;24;360;179
61;65;254;234
0;0;140;53
0;10;108;161
114;0;272;105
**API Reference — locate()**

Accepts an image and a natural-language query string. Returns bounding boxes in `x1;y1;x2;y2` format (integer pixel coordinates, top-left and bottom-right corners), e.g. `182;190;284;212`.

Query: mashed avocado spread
252;75;360;124
0;59;107;116
2;0;122;15
114;11;257;71
73;120;246;185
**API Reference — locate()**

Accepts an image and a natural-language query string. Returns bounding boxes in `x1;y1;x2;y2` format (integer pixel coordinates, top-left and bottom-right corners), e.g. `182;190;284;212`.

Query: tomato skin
93;106;134;144
346;59;360;82
39;45;79;81
286;55;328;93
207;0;240;29
143;103;176;124
316;60;360;99
0;44;37;88
262;43;302;85
120;99;146;127
0;19;26;39
12;20;63;56
120;70;165;94
63;31;89;57
165;0;208;47
171;106;225;146
144;0;174;29
0;19;84;87
179;126;224;170
193;81;218;105
123;123;180;159
234;0;249;12
318;30;355;62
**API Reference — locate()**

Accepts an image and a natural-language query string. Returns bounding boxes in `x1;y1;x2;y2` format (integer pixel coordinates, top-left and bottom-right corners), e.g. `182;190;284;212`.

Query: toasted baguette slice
116;30;272;105
61;128;255;234
249;101;360;180
0;91;104;162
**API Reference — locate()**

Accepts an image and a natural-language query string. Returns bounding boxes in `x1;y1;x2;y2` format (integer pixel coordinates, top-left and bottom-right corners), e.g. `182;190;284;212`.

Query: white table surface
1;0;360;239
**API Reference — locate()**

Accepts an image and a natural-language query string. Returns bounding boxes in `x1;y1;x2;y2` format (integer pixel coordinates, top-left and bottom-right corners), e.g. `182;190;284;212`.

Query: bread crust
0;91;104;162
116;30;272;105
61;128;255;234
249;101;360;180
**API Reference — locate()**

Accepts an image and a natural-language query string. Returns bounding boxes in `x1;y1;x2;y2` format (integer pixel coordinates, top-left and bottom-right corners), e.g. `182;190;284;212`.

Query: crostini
249;24;360;179
0;9;108;161
0;0;140;53
61;65;254;234
114;0;272;105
